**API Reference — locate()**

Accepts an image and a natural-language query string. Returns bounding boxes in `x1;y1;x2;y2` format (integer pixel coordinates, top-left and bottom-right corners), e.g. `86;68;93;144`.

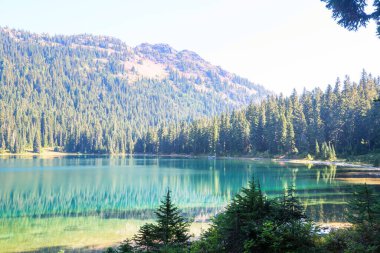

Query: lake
0;156;379;252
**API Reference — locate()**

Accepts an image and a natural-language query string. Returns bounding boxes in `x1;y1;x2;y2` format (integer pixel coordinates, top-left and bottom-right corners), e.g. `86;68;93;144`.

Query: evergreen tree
154;189;190;247
133;189;190;251
322;0;380;37
33;130;42;153
340;184;380;252
346;184;380;227
315;140;320;158
280;113;288;153
0;136;5;153
117;239;134;253
278;186;306;222
287;118;298;154
133;223;158;251
103;247;117;253
192;179;318;253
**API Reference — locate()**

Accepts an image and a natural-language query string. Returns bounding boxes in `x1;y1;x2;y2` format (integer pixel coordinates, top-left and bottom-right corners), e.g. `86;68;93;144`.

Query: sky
0;0;379;94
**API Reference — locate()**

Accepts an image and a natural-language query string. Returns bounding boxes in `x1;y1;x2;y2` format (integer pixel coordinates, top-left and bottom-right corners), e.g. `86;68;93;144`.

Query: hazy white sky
0;0;379;94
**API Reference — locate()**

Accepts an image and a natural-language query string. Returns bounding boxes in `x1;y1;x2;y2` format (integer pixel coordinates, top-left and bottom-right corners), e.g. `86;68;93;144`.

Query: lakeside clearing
0;147;79;158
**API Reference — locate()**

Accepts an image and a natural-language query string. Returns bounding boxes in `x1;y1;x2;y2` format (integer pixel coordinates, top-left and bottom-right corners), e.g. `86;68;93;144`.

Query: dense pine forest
0;27;268;154
0;28;379;159
136;72;380;159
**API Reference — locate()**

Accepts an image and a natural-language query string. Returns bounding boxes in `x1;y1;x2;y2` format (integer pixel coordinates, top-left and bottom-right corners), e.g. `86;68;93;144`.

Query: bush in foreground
109;189;190;253
108;181;380;253
191;181;319;253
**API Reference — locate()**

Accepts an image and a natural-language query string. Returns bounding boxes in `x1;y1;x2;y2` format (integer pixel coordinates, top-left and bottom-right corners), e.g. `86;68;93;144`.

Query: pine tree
322;0;380;37
0;135;5;153
133;223;158;251
346;184;380;227
104;247;117;253
315;140;320;158
211;117;219;155
33;130;42;153
287;118;298;154
154;189;190;247
117;239;134;253
279;186;306;222
210;179;269;252
280;113;287;153
133;189;190;251
41;112;48;147
342;184;380;252
194;178;316;253
291;89;309;152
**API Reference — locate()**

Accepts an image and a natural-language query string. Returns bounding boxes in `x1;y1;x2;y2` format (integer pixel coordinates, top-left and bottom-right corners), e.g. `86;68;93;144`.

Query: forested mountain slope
136;72;380;158
0;27;269;153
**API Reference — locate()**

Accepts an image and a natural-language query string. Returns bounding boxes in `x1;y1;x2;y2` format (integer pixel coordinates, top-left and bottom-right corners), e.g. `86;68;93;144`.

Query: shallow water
0;156;379;252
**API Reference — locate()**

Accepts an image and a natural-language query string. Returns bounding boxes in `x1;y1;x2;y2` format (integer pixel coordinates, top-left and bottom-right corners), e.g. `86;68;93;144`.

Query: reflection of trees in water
0;158;375;222
316;165;337;184
0;158;254;218
321;165;337;184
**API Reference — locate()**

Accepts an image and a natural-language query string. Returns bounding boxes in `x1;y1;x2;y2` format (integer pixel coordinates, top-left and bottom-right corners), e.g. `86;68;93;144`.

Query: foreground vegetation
105;180;380;253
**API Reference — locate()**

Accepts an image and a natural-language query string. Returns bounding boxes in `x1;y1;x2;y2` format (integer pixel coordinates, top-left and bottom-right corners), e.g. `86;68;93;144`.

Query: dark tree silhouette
191;179;318;253
322;0;380;37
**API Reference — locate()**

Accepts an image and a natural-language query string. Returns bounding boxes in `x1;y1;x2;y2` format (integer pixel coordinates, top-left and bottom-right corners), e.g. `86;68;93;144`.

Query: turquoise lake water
0;156;379;252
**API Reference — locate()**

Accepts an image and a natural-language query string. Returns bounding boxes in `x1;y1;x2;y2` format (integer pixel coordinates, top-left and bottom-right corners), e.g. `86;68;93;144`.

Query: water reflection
1;157;378;220
0;157;380;251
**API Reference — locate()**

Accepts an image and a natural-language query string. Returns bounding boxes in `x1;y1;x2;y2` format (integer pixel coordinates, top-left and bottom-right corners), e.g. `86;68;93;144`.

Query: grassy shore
0;147;80;158
1;216;209;253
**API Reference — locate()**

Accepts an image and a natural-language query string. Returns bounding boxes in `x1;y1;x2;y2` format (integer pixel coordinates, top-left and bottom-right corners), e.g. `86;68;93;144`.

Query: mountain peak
0;27;270;111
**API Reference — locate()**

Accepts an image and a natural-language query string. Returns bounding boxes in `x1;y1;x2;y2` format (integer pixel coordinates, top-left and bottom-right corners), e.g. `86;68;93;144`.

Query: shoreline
152;154;379;168
0;149;377;168
0;149;82;158
271;158;377;169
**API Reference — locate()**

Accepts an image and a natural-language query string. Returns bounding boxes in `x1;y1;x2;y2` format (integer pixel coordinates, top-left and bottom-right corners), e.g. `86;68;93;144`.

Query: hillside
0;27;270;153
134;71;380;157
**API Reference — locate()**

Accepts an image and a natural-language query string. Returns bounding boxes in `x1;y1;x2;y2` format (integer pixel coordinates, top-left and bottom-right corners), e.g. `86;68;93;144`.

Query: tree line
0;27;267;155
136;71;380;160
0;28;379;158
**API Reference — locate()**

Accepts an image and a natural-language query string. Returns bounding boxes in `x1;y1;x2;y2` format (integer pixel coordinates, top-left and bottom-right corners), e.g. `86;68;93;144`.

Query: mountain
0;27;270;153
